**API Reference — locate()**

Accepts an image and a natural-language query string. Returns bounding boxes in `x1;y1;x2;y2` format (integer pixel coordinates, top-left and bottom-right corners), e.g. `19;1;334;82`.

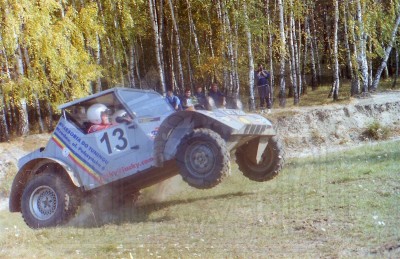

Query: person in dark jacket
256;64;272;113
194;85;208;110
180;88;197;110
208;83;226;108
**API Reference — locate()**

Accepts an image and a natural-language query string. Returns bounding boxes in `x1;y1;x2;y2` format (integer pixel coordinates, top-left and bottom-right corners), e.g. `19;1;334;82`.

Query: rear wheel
176;128;230;189
21;173;80;228
236;136;284;182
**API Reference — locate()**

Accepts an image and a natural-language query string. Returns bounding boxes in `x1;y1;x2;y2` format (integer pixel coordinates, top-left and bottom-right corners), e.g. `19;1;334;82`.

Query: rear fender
9;158;81;212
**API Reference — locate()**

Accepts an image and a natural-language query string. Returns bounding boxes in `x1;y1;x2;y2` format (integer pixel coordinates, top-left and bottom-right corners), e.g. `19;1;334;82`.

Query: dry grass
1;140;399;258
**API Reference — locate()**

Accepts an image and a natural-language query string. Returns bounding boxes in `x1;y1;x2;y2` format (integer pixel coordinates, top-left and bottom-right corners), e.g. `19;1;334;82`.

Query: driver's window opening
63;93;132;134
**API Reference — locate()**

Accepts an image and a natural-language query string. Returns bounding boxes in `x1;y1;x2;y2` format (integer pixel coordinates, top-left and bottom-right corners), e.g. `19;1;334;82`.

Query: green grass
1;140;399;258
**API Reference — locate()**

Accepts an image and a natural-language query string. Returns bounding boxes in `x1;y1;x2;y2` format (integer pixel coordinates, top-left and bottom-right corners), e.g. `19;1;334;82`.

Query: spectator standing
208;83;226;108
166;89;182;111
194;85;208;110
181;88;197;110
256;64;272;113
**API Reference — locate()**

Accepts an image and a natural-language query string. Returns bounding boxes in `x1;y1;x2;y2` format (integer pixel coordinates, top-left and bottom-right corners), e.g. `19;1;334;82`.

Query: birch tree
148;0;166;95
331;0;340;100
167;0;184;91
243;0;256;110
355;0;369;94
278;0;287;107
371;8;400;90
288;0;298;104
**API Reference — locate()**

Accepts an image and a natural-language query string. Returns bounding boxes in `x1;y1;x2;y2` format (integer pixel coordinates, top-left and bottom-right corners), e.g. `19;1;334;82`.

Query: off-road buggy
9;87;284;228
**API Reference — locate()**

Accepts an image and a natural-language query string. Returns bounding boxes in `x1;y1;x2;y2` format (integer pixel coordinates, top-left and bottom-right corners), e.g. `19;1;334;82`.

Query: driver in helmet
86;103;112;133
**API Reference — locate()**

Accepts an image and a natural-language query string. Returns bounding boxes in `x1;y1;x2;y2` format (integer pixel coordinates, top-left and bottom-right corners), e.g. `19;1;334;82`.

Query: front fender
153;111;234;166
9;154;82;213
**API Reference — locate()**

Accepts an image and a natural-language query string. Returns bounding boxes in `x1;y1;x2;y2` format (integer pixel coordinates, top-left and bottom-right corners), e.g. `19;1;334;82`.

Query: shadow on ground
67;191;254;228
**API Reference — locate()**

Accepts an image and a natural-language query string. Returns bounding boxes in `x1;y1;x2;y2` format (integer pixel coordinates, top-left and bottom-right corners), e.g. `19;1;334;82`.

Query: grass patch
362;120;391;140
1;140;399;258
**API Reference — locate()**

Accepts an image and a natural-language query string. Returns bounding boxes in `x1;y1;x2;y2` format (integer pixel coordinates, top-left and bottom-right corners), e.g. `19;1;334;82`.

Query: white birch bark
186;0;201;65
129;44;136;88
355;0;369;94
296;19;302;96
343;2;354;82
347;0;360;95
16;43;29;136
288;0;298;104
243;0;255;110
148;0;166;95
306;17;318;90
265;0;275;99
371;11;400;89
332;0;340;100
167;0;184;91
278;0;287;107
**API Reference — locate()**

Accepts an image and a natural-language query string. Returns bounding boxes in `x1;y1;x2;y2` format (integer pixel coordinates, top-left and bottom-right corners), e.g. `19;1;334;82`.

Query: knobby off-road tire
176;128;230;189
21;173;81;228
236;136;284;182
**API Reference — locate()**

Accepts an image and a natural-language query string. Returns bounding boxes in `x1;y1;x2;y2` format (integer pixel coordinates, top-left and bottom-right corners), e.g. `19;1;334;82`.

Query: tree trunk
186;0;201;66
311;11;322;85
288;0;299;104
346;0;361;95
206;7;217;84
243;0;256;111
278;0;287;107
355;0;369;94
95;34;102;92
128;44;136;88
371;11;400;90
296;19;303;96
0;91;9;142
306;17;318;91
16;43;29;136
148;0;166;95
19;98;29;136
392;47;399;88
332;0;340;101
302;16;309;95
168;0;184;91
45;90;54;131
343;2;355;88
265;0;275;102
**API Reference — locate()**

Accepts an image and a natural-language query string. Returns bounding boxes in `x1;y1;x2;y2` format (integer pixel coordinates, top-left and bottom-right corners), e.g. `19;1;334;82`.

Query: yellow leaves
75;3;104;50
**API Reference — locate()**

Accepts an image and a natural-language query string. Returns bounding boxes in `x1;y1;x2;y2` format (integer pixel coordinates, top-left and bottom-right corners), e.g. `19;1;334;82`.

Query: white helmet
111;109;128;124
87;103;109;124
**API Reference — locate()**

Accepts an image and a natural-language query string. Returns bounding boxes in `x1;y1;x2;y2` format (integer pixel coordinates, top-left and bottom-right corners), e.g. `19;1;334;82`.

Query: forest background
0;0;399;142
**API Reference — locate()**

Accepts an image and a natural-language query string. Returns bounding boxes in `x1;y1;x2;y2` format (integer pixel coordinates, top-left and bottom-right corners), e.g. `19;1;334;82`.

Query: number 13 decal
98;127;129;155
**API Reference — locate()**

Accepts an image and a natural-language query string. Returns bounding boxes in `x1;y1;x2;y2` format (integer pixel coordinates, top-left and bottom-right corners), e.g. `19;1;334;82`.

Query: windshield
118;89;174;117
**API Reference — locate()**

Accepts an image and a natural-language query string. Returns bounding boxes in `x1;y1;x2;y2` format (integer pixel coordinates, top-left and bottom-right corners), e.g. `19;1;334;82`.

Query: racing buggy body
9;87;284;228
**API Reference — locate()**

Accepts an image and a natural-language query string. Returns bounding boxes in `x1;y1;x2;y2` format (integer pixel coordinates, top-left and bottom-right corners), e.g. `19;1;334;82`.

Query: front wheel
21;173;80;228
176;128;230;189
236;136;284;182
